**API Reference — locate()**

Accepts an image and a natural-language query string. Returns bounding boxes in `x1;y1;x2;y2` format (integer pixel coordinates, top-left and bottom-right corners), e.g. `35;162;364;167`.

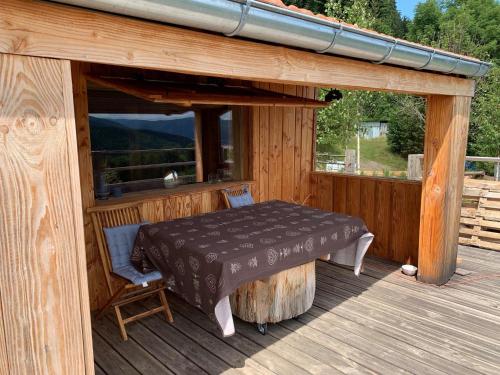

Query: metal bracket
446;57;461;74
317;24;343;53
417;50;436;70
226;0;253;37
374;40;398;65
471;61;484;77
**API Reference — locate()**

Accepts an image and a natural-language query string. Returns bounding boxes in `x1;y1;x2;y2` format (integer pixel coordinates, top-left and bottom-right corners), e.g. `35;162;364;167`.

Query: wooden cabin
0;0;490;373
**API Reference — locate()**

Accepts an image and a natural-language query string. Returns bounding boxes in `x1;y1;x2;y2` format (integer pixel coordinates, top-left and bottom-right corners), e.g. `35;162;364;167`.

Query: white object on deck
402;264;418;276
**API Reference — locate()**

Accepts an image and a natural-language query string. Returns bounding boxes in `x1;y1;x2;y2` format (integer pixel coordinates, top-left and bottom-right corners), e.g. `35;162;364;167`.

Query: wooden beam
418;95;471;285
0;53;94;373
0;0;475;97
85;75;329;107
194;112;203;183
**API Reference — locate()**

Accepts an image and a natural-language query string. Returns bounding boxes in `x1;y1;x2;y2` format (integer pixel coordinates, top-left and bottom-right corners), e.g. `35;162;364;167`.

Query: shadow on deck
92;246;500;375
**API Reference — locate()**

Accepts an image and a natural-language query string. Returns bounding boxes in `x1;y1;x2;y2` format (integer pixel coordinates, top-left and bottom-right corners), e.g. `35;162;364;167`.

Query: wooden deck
93;246;500;375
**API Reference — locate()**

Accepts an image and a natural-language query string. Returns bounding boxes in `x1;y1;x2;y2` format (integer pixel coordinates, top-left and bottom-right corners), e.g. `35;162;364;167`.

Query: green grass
347;136;407;171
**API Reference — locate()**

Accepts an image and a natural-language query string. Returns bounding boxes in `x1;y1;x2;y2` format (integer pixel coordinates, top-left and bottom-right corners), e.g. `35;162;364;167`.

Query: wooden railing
460;179;500;251
310;172;421;264
408;154;500;181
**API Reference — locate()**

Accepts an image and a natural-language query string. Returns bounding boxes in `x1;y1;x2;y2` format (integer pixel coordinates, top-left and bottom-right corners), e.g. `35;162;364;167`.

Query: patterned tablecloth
131;200;374;336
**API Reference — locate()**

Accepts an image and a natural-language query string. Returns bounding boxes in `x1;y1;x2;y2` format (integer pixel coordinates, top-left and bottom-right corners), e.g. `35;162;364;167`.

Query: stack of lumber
460;179;500;251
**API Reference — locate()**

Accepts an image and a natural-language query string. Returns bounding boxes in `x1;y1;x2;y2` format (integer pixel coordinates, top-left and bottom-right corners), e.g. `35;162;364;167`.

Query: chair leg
158;289;174;323
114;305;128;341
96;286;126;320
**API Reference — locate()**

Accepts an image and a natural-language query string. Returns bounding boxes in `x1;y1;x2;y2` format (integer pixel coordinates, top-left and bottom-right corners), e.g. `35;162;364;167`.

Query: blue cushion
113;265;163;286
225;185;254;208
103;223;144;271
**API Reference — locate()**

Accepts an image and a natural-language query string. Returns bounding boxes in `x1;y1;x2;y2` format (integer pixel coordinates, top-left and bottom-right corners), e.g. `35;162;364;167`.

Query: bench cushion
113;265;162;286
225;185;254;208
103;222;146;271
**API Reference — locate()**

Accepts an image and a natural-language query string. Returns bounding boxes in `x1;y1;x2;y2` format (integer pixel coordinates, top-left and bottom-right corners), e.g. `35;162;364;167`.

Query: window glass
219;110;234;179
90;112;196;197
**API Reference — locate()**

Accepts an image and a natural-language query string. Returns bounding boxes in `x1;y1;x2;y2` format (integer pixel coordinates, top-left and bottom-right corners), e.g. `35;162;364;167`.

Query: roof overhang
0;0;476;96
49;0;491;78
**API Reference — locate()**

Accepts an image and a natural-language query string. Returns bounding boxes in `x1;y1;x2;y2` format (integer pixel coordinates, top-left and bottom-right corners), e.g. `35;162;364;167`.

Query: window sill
93;180;255;207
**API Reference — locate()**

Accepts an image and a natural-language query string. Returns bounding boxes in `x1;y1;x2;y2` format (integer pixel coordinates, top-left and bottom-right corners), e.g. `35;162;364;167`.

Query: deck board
93;246;500;374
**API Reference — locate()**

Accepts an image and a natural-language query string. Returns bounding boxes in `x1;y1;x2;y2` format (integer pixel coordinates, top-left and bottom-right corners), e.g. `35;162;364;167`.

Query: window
89;88;241;199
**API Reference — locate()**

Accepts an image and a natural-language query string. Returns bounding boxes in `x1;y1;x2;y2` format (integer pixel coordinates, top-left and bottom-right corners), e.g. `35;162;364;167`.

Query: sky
396;0;421;19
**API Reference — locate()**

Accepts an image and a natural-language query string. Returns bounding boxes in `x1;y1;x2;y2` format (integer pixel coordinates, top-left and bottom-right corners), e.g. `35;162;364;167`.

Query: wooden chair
221;184;255;208
88;203;173;341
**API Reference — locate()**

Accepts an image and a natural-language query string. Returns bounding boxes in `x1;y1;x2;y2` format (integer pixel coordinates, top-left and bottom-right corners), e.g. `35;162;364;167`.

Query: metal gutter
50;0;492;77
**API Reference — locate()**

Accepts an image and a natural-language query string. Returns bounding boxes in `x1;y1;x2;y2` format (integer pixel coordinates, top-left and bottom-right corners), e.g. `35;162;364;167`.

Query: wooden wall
310;172;422;264
250;84;316;203
0;54;93;374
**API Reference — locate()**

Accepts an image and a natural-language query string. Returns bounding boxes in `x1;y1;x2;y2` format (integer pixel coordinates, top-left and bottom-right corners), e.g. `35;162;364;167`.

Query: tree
385;96;426;157
316;90;364;152
294;0;499;166
368;0;406;37
469;66;500;157
407;0;442;45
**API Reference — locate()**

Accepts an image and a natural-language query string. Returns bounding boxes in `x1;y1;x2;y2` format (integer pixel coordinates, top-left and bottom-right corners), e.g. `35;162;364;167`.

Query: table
132;200;373;336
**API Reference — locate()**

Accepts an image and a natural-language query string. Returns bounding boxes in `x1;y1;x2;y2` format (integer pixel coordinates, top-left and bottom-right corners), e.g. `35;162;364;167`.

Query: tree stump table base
229;261;316;328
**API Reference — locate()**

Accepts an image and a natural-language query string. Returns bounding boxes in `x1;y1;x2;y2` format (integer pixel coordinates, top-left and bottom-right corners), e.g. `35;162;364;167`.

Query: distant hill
89;116;194;150
111;117;195;140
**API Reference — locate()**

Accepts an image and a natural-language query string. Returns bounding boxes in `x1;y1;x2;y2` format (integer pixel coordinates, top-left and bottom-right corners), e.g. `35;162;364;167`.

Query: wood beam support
194;112;203;183
418;95;471;285
0;53;94;373
0;0;474;97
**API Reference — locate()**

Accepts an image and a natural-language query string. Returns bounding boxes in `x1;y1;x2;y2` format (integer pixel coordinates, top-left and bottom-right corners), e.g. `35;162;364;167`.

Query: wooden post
345;149;357;173
407;154;423;180
0;54;94;373
418;95;471;285
194;111;203;183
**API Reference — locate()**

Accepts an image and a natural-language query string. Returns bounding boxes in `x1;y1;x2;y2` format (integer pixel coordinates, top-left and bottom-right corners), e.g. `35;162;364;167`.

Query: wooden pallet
460;179;500;251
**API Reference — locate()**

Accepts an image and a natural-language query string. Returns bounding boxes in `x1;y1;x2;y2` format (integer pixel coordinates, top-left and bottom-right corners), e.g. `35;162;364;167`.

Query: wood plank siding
251;84;316;203
93;247;500;375
310;173;422;264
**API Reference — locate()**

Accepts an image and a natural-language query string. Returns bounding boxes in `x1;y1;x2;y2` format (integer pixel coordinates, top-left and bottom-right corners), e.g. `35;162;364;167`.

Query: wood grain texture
0;0;475;96
194;112;203;183
63;59;95;375
230;261;316;324
418;95;471;285
72;61;109;311
0;54;93;374
250;85;315;203
93;247;500;375
310;173;422;264
459;179;500;251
